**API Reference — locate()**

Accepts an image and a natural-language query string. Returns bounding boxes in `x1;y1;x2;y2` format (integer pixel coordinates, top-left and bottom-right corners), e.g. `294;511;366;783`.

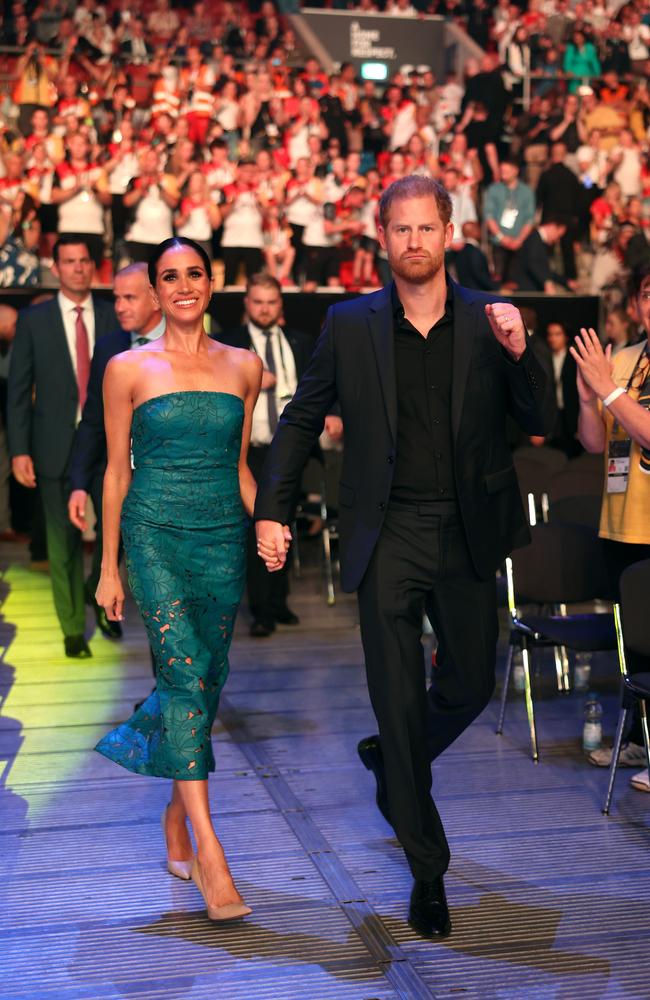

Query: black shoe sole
408;915;452;939
358;741;392;826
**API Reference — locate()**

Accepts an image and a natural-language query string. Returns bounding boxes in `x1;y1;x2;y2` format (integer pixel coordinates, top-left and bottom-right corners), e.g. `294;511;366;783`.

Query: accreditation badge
607;438;631;494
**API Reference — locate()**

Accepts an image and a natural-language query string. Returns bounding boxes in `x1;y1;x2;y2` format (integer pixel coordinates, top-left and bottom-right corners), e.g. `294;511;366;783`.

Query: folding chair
292;456;337;606
496;521;616;761
603;559;650;814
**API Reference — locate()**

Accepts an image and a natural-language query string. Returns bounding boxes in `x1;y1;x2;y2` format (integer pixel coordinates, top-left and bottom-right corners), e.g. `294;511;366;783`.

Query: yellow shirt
599;340;650;544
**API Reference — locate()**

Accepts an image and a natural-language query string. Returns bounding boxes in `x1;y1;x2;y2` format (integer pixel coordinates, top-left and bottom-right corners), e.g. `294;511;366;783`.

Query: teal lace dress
95;391;247;780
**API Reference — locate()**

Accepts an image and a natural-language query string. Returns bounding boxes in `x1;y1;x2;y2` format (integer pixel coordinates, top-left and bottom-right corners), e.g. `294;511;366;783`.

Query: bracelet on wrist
602;386;626;408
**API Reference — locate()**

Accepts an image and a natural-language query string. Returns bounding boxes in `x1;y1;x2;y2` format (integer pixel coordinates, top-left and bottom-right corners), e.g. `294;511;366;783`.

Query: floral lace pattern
95;392;247;780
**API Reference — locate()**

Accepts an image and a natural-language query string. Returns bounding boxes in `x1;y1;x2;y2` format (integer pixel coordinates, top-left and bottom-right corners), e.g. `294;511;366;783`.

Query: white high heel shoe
191;859;252;921
161;806;193;881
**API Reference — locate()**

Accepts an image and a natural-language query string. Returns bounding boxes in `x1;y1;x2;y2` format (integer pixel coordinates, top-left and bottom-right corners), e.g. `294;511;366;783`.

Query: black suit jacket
216;324;315;382
7;295;116;479
455;243;498;292
510;230;551;292
254;281;555;592
119;39;154;61
559;347;579;432
68;327;130;493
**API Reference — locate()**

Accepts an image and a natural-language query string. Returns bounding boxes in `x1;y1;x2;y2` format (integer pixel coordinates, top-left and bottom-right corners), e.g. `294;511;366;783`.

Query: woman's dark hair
13;194;39;239
147;237;212;286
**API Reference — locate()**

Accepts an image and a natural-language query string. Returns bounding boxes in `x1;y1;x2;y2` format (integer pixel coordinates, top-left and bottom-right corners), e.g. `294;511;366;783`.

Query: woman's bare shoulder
213;341;263;373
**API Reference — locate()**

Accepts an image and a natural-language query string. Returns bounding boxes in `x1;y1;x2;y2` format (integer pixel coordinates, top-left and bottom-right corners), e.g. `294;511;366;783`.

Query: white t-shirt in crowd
221;187;264;248
125;184;174;244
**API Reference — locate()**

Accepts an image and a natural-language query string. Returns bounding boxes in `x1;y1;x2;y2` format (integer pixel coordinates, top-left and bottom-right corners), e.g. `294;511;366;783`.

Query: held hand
256;520;291;572
12;454;36;488
68;489;89;530
485;303;527;360
569;328;615;401
95;573;125;621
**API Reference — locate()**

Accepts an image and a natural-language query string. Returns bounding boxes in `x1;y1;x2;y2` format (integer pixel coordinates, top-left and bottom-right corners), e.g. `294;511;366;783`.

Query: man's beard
389;248;444;283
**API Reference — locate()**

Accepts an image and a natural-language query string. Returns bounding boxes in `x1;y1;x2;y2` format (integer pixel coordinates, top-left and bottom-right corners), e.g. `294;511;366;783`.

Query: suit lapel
51;299;77;388
367;285;397;445
450;281;477;443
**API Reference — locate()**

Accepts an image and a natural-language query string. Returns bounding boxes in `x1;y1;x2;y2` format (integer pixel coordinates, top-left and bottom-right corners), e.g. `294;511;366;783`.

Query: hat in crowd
578;85;594;97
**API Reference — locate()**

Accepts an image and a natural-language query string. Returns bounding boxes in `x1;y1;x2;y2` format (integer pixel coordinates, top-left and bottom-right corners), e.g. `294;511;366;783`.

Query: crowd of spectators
0;0;648;297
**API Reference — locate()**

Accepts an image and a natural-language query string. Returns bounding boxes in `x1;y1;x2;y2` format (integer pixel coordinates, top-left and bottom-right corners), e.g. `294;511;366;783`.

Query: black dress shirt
390;283;456;502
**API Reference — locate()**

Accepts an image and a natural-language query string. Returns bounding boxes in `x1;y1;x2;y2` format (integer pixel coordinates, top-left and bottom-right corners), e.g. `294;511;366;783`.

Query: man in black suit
454;221;498;292
7;236;117;658
67;262;165;639
118;18;154;64
509;218;567;294
255;177;554;938
218;271;343;636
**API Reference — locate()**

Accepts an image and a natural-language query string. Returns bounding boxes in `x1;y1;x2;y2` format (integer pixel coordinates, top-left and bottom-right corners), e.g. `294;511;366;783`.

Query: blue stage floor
1;540;649;1000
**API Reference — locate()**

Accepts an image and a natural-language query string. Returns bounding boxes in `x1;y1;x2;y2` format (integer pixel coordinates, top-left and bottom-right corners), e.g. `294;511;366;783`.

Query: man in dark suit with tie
255;177;554;937
218;271;342;636
7;236;117;657
67;262;165;639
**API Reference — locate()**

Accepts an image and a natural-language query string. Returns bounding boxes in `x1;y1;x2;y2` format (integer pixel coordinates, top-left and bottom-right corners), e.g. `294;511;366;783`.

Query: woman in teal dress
95;237;263;921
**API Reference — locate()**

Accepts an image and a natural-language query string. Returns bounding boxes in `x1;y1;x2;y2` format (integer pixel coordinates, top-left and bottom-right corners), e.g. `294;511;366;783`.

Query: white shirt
58;291;95;422
221;189;264;248
125;184;174;244
248;321;298;446
450;187;477;240
130;315;166;347
551;347;566;410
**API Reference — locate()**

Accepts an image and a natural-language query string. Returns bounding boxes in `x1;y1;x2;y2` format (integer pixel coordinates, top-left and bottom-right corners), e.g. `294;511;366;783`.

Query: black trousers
247;445;291;622
39;472;85;638
357;499;498;881
222;247;264;286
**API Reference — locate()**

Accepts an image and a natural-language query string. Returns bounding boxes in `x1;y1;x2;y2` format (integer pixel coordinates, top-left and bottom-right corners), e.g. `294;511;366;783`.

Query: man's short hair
115;261;149;280
53;234;93;263
245;271;282;296
378;176;452;229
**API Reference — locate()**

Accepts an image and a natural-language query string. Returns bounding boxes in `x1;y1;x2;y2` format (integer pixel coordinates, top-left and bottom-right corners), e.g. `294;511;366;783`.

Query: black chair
292;456;338;606
496;522;617;761
603;559;650;814
546;452;604;501
548;494;602;532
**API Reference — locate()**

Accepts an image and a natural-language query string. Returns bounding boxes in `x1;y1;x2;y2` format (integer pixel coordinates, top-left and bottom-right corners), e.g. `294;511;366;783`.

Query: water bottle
512;649;526;692
574;652;592;693
583;693;603;752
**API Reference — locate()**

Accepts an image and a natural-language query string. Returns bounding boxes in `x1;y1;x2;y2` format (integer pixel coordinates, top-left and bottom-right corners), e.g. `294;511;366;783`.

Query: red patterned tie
74;306;90;411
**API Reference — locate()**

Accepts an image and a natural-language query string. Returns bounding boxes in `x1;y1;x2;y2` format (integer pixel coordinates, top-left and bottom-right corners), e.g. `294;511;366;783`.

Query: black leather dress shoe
250;619;275;637
408;877;452;938
95;604;123;639
86;587;122;639
357;735;391;825
64;635;92;658
273;607;300;625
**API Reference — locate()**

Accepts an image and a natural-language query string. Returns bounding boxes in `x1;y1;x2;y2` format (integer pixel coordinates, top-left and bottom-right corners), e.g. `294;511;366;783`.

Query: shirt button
387;456;394;464
433;418;440;425
436;452;442;459
439;488;445;494
430;384;437;390
379;501;386;511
